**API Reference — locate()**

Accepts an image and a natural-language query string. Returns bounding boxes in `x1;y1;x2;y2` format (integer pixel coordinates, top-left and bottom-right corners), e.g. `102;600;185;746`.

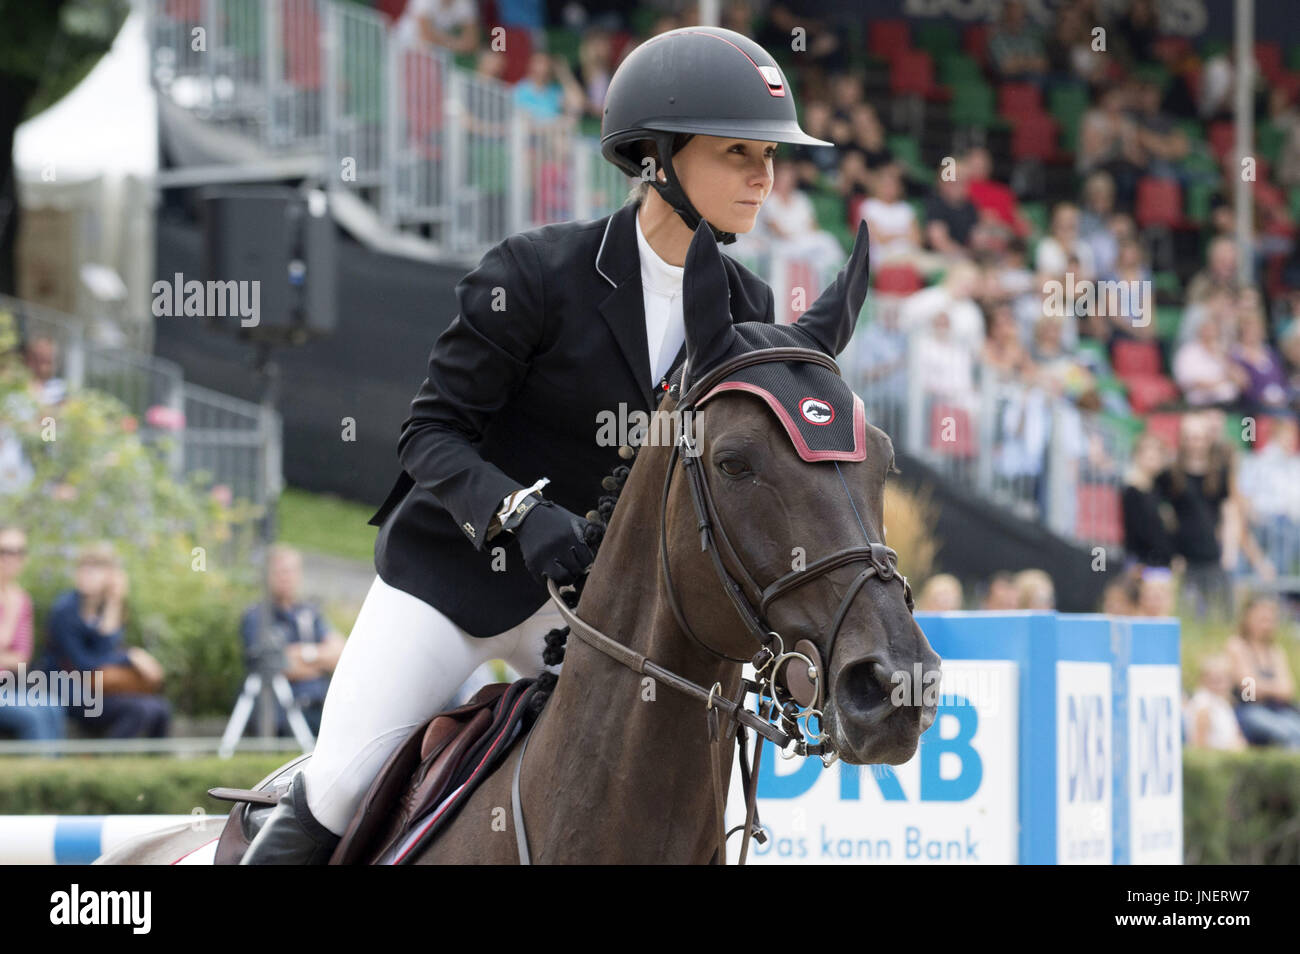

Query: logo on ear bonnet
799;397;834;425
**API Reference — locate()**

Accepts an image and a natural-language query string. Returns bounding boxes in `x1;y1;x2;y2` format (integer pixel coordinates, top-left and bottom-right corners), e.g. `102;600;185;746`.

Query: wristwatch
487;477;550;541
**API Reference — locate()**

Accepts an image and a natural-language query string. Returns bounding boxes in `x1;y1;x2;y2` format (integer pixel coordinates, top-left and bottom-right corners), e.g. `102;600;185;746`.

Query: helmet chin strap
649;131;738;246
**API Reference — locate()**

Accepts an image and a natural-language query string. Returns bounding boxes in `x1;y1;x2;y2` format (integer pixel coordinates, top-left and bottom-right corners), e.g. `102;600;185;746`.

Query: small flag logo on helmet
757;65;785;95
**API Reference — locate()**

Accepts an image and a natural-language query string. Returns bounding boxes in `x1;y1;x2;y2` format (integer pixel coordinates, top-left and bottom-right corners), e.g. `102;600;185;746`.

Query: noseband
538;346;915;865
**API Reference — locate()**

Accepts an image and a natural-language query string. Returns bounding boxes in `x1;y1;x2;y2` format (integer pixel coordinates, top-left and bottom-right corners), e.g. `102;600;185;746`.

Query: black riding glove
513;497;596;587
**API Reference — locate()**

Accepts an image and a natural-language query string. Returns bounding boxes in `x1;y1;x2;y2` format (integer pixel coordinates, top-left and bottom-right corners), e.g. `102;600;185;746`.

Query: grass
274;486;377;563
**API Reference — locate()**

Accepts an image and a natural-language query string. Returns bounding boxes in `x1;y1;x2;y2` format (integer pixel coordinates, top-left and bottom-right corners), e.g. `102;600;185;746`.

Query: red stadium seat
891;50;939;98
1251;413;1279;451
1208;120;1235;160
1255;42;1284;83
1135;177;1184;229
282;1;324;89
1143;413;1183;451
963;24;989;65
1076;483;1123;545
929;403;977;457
869;20;910;61
1112;338;1163;377
874;263;923;295
500;27;533;84
998;82;1041;119
1152;37;1192;63
1123;374;1179;414
1009;113;1059;162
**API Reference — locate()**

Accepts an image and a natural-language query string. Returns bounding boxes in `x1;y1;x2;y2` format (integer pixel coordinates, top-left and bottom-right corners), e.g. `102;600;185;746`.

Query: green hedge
0;750;1296;863
1183;748;1300;864
0;755;294;816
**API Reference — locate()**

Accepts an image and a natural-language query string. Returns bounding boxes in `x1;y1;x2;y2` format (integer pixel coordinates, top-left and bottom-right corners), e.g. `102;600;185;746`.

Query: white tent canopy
14;6;157;182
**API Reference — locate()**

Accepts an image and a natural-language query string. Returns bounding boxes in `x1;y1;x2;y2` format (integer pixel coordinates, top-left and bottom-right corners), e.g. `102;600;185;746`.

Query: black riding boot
240;770;340;865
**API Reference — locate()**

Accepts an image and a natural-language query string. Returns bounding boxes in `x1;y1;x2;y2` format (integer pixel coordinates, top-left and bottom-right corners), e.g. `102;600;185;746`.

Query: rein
511;347;915;865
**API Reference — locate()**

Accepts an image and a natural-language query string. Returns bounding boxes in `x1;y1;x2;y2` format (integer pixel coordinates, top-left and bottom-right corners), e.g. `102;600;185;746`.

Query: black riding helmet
601;26;833;245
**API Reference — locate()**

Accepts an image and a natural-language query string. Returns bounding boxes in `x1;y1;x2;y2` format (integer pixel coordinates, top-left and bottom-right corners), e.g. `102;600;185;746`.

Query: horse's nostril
836;659;892;723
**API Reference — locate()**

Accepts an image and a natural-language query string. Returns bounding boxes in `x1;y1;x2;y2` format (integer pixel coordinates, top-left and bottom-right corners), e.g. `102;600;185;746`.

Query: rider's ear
792;219;871;358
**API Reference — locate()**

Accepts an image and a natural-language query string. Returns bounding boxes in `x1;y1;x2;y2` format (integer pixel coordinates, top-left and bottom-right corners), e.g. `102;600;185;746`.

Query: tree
0;0;127;295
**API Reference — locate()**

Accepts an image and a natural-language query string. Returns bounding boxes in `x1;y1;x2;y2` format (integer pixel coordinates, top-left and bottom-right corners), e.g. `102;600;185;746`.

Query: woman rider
241;24;833;864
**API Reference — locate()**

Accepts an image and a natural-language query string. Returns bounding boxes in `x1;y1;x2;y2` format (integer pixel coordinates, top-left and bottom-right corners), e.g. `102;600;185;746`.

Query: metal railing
0;295;275;521
145;0;632;260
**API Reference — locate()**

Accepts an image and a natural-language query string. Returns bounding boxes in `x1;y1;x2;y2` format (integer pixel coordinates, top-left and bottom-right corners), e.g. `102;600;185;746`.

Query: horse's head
655;217;940;765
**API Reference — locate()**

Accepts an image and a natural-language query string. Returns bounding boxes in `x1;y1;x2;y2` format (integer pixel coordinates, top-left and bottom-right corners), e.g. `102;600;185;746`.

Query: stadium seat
500;27;533;83
929;403;978;457
1076;483;1123;545
1009;113;1060;162
937;52;982;86
915;22;959;58
891;50;941;98
868;20;910;62
1208;120;1235;161
1256;42;1284;83
1135;177;1184;229
963;24;989;65
998;82;1042;119
1144;413;1183;450
1123;374;1179;414
874;264;924;295
1155;305;1183;341
1112;338;1164;377
950;81;996;128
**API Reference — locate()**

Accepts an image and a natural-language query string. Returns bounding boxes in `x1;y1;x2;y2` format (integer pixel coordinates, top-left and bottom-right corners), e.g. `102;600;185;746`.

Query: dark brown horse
99;218;940;865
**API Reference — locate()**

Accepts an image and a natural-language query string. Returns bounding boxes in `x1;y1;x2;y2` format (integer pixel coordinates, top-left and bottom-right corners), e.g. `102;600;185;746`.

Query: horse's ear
793;218;871;357
682;216;734;393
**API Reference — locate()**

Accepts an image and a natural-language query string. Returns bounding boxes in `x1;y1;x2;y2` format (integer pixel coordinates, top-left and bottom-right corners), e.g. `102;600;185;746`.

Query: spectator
917;574;964;611
1119;0;1160;66
1122;431;1177;570
1100;575;1139;615
860;165;922;264
1230;304;1293;414
1173;310;1247;409
0;526;64;743
1281;321;1300;406
1177;283;1236;353
1185;236;1242;306
788;100;840;188
45;542;170;739
22;337;66;408
981;570;1020;610
1153;414;1238;620
923;167;980;256
853;299;908;432
988;0;1047;84
1225;593;1300;748
1035;201;1097;283
513;52;583;122
1132;79;1190;178
1184;654;1248;750
1199;49;1235;121
393;0;480;53
573;26;615;118
1079;83;1144;209
746;158;847;267
240;545;345;737
901;261;985;354
836;103;894;197
915;309;977;415
1013;568;1055;609
980;299;1033;380
1046;0;1107;86
1098;236;1156;347
1237;415;1300;577
1079;171;1119;276
1135;565;1177;616
494;0;545;48
964;146;1030;239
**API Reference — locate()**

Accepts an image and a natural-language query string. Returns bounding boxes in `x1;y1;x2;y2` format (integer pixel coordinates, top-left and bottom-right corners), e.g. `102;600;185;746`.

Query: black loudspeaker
199;186;337;345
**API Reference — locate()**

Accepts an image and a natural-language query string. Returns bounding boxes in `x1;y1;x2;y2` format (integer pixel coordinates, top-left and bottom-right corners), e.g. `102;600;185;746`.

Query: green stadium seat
1153;271;1182;297
937;52;982;85
887;134;928;179
1156;305;1182;341
1290;185;1300;220
810;191;848;231
546;28;581;66
1184;182;1213;223
1020;201;1048;237
1258;121;1287;164
1289;43;1300;71
950;81;996;128
916;23;960;57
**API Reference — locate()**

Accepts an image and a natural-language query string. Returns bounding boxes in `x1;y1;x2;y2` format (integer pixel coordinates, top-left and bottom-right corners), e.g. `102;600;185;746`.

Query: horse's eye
718;457;748;477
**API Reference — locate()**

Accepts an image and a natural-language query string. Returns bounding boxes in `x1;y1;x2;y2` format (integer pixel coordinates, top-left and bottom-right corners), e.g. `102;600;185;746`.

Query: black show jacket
366;200;777;637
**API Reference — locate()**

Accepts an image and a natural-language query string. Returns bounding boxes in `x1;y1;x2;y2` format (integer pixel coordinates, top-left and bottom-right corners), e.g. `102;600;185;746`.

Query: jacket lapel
596;202;656;411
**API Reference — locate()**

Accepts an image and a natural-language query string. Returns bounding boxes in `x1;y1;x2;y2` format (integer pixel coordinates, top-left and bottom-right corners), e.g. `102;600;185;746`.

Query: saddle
210;678;546;865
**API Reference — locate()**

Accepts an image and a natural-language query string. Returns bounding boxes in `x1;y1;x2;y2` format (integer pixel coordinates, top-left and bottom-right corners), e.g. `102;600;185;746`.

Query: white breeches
300;573;564;835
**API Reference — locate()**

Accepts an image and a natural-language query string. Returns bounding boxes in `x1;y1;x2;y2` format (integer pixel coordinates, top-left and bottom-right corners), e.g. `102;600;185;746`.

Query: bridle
525;346;915;865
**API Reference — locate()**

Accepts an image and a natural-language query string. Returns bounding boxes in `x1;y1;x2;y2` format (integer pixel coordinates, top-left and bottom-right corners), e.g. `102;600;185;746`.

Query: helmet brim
629;117;834;148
